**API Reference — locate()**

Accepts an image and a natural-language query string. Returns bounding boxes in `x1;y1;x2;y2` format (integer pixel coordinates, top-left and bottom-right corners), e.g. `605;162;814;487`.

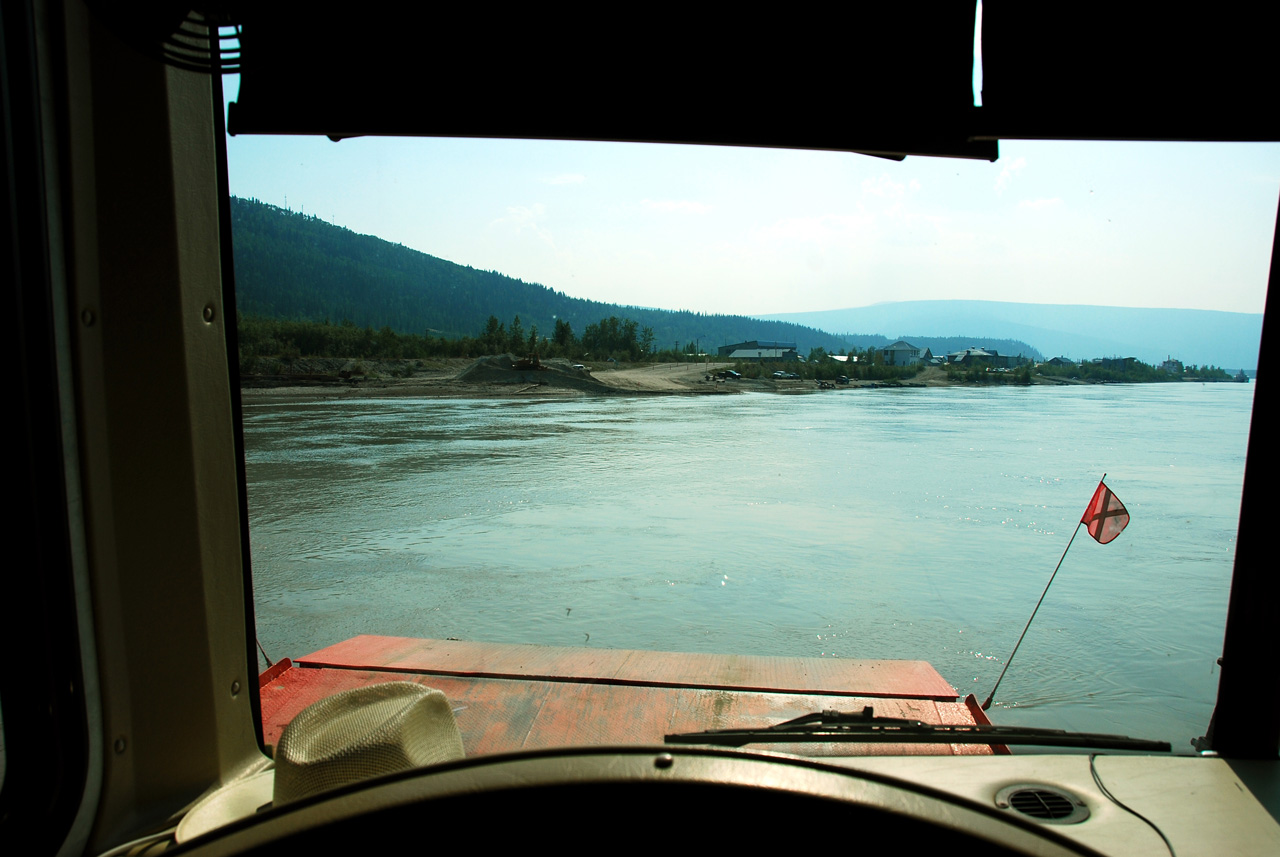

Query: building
948;347;1030;369
947;347;996;366
718;340;799;361
880;340;922;366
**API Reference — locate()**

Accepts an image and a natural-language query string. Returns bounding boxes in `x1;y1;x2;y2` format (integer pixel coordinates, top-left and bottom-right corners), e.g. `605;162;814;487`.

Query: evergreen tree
507;315;525;354
554;319;574;348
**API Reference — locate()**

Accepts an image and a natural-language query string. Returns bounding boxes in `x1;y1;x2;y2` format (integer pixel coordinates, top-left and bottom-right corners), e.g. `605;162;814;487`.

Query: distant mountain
757;301;1263;370
229;197;852;354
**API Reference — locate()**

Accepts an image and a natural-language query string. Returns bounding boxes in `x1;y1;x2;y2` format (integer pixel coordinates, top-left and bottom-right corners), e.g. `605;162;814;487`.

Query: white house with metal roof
880;340;922;366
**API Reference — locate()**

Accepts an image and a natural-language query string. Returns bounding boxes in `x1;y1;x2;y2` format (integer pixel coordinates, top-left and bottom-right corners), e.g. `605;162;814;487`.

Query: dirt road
593;361;732;392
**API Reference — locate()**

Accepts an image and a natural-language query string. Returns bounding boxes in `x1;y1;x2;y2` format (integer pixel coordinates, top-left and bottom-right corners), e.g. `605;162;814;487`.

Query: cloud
491;203;557;249
995;156;1027;195
1018;197;1062;209
542;174;585;185
640;198;712;214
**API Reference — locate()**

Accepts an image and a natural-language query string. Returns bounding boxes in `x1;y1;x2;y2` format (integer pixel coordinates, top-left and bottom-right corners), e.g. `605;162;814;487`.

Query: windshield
225;117;1278;756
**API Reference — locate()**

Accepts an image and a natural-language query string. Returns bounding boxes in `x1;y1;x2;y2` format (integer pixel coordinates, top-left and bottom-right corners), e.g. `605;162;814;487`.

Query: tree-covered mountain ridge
230;196;848;353
230;197;1041;359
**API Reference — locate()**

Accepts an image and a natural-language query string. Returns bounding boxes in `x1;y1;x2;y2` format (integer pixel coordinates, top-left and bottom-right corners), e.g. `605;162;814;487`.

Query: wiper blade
664;706;1171;752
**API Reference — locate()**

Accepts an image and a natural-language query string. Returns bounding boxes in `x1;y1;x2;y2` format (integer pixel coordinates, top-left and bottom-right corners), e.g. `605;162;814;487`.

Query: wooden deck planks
260;637;990;757
258;666;992;757
298;635;959;699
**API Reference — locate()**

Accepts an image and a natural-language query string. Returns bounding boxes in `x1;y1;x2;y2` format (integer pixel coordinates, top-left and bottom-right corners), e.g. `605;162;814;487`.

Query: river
244;382;1253;752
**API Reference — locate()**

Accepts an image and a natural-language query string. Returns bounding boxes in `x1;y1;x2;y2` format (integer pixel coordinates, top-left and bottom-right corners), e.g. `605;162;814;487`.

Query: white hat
176;682;464;842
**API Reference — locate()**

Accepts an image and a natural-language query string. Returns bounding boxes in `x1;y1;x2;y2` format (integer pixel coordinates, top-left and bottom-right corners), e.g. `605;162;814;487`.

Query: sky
224;81;1280;318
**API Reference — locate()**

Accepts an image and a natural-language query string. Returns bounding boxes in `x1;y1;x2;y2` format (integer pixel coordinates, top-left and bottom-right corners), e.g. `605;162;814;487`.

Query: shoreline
237;358;1102;404
238;355;1243;405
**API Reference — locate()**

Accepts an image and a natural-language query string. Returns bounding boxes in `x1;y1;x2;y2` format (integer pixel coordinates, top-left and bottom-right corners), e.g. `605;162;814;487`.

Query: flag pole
981;474;1104;712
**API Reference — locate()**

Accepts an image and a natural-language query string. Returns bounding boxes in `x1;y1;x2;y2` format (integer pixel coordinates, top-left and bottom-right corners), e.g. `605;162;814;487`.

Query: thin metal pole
256;638;273;668
982;522;1083;711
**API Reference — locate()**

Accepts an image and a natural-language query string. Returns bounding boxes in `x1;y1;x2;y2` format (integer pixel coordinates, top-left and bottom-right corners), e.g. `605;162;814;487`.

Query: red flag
1081;480;1129;544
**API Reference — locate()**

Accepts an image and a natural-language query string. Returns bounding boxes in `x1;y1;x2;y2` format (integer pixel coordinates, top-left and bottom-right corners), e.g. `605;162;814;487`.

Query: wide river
244;382;1254;752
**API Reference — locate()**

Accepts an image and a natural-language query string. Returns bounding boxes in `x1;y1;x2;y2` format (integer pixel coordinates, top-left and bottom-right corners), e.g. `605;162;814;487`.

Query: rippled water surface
245;383;1253;751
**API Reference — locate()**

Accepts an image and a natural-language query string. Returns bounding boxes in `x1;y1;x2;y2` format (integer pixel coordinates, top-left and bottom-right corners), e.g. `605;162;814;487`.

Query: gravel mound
456;355;623;393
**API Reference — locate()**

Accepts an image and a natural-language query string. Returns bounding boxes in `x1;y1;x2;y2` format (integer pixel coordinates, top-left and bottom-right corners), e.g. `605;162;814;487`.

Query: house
880;340;922;366
947;347;996;366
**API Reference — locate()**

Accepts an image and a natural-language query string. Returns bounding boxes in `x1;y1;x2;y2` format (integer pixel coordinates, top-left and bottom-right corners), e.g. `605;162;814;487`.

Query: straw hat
176;682;464;842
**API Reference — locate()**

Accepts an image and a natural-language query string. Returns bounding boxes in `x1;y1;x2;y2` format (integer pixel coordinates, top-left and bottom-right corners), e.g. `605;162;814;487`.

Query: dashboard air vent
995;784;1090;825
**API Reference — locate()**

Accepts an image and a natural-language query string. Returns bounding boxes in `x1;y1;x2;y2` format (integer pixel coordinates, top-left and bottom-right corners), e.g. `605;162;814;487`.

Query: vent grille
1011;789;1074;818
995;784;1089;825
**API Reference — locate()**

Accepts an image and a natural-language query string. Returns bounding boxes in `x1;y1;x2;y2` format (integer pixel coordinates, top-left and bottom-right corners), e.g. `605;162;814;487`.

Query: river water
244;382;1254;752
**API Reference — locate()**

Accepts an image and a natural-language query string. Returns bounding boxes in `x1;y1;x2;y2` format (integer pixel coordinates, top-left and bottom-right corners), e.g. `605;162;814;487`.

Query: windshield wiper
664;706;1172;752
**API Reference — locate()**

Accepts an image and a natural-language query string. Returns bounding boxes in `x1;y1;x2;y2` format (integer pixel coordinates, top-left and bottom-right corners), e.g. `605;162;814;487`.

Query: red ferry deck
258;635;998;756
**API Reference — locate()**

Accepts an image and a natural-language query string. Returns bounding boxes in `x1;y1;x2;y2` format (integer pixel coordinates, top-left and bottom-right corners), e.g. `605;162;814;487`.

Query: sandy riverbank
240;356;734;402
238;357;1073;404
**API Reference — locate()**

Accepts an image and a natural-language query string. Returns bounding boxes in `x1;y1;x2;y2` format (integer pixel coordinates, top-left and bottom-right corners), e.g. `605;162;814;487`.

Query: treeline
1182;365;1235;380
238;315;473;364
945;363;1035;385
238;312;678;366
477;313;659;361
1037;360;1232;383
236;311;993;372
733;349;925;382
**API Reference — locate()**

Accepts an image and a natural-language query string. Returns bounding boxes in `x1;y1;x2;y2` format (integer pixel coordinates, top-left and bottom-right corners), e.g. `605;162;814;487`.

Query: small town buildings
948;347;1031;369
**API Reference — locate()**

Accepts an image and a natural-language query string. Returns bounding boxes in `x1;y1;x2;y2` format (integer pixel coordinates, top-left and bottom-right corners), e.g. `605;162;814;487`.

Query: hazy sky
225;88;1280;317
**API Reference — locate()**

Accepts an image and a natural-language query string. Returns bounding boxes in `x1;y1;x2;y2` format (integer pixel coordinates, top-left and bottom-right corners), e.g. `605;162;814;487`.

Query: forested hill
229;196;853;353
